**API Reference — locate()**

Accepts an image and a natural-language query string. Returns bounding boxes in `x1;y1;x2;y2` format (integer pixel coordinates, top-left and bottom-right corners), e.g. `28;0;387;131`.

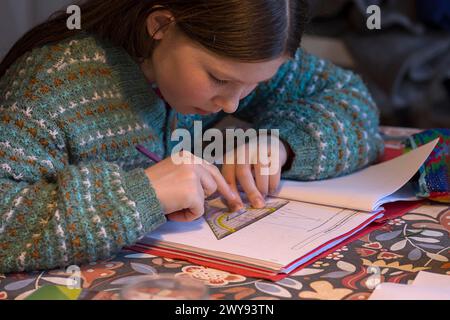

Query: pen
136;144;162;163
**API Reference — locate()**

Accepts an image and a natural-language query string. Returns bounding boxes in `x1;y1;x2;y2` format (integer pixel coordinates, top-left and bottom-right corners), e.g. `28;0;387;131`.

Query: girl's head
0;0;309;114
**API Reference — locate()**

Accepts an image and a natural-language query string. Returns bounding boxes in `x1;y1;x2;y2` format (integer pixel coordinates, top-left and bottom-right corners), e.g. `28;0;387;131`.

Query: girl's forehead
169;27;288;82
193;40;287;65
173;28;286;64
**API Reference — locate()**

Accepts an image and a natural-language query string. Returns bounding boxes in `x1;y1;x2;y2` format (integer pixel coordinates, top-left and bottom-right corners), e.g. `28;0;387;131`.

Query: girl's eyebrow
211;69;275;84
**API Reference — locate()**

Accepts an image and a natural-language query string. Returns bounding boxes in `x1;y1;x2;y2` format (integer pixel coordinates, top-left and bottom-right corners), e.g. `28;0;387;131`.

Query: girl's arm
0;36;170;274
0;108;165;274
234;49;385;180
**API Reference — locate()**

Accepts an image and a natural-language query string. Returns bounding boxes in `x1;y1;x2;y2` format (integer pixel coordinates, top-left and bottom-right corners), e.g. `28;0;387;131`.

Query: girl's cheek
240;85;258;99
181;78;213;102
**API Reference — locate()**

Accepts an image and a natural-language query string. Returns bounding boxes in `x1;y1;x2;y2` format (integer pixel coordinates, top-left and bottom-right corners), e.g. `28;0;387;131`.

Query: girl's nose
214;83;258;114
221;101;239;114
214;92;242;114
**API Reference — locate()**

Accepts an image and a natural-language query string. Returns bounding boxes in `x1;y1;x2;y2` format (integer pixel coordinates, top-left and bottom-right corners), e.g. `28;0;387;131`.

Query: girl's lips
194;107;212;115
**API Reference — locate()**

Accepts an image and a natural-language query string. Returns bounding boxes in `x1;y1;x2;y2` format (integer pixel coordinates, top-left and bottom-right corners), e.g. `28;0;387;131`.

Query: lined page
141;198;383;268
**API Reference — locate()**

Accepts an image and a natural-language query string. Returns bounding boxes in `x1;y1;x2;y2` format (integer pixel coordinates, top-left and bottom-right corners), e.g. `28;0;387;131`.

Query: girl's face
141;24;287;115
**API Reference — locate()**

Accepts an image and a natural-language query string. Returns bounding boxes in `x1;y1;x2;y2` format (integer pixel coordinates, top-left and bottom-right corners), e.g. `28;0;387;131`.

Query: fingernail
259;198;265;207
232;202;244;211
254;197;265;208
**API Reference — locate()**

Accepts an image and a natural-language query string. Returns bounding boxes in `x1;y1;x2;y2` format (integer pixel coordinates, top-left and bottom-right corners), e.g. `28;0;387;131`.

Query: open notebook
131;139;438;280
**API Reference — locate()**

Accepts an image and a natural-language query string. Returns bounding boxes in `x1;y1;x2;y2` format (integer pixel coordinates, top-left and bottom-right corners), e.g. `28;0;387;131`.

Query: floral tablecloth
1;127;449;300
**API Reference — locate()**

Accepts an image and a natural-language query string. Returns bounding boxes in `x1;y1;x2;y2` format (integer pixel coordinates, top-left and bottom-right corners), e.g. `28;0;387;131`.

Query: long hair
0;0;309;78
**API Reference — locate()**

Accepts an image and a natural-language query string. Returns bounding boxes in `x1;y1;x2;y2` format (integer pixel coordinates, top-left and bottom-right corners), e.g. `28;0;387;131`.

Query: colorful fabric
404;129;450;203
1;201;449;300
0;33;383;274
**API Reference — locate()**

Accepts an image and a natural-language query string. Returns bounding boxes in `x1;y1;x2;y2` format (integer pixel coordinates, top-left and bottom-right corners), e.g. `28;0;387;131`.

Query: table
1;127;448;300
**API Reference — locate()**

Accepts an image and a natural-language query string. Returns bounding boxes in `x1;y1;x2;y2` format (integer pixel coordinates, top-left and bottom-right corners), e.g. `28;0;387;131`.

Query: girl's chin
170;107;192;115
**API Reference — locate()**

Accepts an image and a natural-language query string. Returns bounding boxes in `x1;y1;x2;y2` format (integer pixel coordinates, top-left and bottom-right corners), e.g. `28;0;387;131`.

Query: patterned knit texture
0;33;384;273
403;128;450;203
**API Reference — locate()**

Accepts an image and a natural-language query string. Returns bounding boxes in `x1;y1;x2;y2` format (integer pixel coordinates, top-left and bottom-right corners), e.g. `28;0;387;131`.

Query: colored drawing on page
204;196;289;240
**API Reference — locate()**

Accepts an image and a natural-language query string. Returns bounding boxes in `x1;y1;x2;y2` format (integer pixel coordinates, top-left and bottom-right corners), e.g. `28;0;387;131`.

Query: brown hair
0;0;309;78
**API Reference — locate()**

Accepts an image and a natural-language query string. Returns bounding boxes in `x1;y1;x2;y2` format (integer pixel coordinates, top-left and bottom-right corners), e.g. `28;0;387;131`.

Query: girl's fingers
221;164;244;210
167;206;202;222
197;167;217;198
254;163;269;197
200;162;238;207
168;178;205;222
269;167;282;195
178;179;205;221
166;209;192;222
193;178;207;216
236;164;265;209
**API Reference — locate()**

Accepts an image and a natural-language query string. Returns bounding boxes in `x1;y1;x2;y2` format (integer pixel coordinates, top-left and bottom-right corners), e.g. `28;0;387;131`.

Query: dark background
305;0;449;128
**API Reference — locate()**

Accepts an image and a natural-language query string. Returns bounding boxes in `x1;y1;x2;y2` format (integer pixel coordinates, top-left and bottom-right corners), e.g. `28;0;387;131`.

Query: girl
0;0;384;273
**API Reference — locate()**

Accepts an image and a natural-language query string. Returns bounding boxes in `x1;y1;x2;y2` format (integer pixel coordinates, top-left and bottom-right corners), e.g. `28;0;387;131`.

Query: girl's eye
209;74;228;85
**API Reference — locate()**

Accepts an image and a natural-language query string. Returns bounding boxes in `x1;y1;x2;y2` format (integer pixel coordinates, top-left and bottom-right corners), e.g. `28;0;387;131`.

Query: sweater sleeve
234;49;384;180
0;42;166;273
0;104;165;274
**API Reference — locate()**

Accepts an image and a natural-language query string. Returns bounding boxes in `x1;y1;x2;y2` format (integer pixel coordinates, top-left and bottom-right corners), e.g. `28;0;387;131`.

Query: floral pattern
0;128;448;300
175;266;246;286
0;201;446;300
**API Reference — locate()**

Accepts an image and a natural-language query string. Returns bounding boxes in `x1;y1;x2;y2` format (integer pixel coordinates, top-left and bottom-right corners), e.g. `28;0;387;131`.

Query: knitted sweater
0;33;384;273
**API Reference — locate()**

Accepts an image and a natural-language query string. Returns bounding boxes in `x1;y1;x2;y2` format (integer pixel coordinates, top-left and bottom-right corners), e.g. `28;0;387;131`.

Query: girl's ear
146;9;175;40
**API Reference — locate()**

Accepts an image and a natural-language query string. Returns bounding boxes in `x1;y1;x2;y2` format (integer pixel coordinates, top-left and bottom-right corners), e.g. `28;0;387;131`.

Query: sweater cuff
122;168;166;232
274;119;320;180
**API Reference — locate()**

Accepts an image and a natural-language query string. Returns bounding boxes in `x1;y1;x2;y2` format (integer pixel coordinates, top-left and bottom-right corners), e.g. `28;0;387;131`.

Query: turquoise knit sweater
0;34;384;273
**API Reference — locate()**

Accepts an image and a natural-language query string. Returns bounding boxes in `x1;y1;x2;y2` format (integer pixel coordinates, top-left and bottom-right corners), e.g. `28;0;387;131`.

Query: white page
369;282;450;300
372;182;418;208
142;199;383;268
413;271;450;288
273;139;438;212
282;214;382;273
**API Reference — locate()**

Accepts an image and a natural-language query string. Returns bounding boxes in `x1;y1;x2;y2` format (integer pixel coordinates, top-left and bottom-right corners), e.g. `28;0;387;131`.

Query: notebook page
273;139;438;212
282;215;381;273
369;283;450;300
141;199;383;268
413;271;450;288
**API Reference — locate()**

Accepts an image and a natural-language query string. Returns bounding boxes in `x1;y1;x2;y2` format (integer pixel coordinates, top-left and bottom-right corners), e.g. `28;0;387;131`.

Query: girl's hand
144;151;237;222
221;135;288;210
